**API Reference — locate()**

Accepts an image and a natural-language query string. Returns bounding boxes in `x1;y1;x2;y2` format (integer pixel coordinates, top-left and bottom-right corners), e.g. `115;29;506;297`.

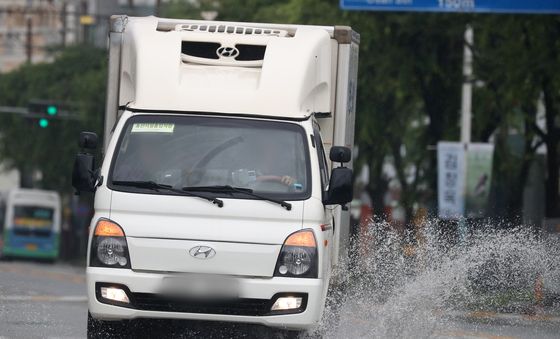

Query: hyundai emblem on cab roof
217;46;239;58
189;246;216;259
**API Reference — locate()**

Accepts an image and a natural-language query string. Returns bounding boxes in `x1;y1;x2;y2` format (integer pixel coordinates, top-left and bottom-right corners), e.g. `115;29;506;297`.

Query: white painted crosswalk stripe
0;295;87;302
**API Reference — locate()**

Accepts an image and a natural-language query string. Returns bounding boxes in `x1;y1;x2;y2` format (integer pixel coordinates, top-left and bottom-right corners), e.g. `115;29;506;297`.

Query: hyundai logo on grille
216;46;239;58
189;246;216;259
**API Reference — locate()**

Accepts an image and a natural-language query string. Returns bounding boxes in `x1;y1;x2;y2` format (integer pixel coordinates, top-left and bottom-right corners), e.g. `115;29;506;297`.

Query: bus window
13;206;54;236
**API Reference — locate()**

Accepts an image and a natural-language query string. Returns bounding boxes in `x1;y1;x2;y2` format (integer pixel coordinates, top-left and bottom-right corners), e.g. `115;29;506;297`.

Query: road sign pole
459;25;473;244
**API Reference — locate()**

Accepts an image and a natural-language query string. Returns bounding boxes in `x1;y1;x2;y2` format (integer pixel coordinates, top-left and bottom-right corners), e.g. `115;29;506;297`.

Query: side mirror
79;131;98;149
72;153;97;193
324;167;353;206
72;131;100;194
329;146;351;163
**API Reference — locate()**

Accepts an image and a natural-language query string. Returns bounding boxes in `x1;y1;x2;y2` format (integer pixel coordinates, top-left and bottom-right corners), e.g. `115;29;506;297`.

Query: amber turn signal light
94;219;125;237
284;230;316;247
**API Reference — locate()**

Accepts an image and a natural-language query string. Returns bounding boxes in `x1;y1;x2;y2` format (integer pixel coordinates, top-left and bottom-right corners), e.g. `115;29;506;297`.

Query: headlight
274;229;318;278
281;247;313;275
90;219;131;269
97;237;128;266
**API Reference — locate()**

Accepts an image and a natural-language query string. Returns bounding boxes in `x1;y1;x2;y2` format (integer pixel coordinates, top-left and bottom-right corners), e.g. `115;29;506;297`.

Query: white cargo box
104;16;359;263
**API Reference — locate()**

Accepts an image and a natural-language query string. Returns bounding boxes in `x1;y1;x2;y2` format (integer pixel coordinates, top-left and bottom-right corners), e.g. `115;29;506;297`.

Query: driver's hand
281;176;295;186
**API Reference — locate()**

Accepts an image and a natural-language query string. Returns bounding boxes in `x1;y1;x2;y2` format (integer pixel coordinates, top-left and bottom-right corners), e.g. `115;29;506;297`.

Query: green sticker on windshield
131;123;175;133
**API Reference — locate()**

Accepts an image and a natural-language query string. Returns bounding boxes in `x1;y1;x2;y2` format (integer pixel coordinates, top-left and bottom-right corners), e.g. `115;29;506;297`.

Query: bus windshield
110;115;311;200
13;206;54;231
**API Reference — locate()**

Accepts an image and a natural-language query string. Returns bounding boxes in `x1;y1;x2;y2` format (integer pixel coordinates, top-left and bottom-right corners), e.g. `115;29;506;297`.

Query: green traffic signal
39;118;49;128
47;105;58;116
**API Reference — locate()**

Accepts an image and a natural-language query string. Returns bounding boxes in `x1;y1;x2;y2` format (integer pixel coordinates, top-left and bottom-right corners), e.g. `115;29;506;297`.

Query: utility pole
156;0;161;16
80;0;87;43
26;15;33;63
61;2;67;47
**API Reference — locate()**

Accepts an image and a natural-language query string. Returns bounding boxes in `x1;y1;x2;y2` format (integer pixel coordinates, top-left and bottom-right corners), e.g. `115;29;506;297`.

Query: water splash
317;220;560;338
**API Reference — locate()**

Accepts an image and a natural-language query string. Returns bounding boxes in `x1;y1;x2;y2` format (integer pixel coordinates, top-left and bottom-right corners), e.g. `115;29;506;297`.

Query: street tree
0;46;106;192
473;15;560;219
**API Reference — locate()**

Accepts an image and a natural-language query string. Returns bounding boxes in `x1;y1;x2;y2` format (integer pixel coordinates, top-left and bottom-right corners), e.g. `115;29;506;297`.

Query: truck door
313;124;335;271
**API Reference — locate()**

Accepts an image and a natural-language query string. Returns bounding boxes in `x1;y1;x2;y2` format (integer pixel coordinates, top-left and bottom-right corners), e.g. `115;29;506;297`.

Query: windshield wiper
112;180;224;207
182;185;292;211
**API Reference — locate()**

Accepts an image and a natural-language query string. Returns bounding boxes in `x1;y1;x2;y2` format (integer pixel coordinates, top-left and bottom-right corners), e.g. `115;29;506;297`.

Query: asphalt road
0;261;558;339
432;313;560;339
0;260;87;338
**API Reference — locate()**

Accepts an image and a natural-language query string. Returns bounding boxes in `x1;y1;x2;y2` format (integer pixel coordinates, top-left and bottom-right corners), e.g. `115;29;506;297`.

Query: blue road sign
341;0;560;14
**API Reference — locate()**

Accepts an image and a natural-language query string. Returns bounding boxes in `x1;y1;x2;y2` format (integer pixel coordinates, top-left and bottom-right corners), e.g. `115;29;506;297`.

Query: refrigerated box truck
72;15;359;336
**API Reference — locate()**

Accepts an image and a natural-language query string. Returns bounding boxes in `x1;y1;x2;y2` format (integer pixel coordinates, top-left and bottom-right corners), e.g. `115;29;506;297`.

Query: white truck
72;15;359;336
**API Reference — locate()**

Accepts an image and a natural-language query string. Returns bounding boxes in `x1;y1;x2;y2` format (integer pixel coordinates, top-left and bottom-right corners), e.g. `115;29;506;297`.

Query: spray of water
316;219;560;339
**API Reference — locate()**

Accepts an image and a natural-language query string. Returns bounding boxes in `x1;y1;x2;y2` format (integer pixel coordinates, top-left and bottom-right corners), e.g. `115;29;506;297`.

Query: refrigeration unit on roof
174;23;289;37
117;16;333;117
176;24;289;67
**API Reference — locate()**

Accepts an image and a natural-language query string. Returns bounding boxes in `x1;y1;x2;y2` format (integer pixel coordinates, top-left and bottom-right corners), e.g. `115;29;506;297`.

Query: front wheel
87;312;128;338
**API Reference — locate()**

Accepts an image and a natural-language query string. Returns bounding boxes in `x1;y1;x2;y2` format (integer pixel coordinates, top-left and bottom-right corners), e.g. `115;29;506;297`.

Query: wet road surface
0;260;86;338
0;261;558;338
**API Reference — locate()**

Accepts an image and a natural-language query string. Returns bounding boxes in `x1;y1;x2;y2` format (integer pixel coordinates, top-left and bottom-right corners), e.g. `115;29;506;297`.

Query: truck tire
87;312;128;338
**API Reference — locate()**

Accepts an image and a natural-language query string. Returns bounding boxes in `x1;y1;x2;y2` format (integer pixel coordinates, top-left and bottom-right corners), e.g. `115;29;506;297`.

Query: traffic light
38;118;49;128
46;105;58;116
28;100;61;128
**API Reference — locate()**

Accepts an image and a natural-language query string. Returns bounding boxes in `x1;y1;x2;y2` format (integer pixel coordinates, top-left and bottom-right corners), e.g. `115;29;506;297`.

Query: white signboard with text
437;142;466;219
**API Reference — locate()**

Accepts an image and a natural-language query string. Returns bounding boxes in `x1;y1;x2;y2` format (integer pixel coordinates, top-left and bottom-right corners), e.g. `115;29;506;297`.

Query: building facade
0;0;164;73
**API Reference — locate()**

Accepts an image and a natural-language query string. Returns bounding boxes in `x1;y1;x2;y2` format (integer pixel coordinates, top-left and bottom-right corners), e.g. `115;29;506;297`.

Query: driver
255;138;297;187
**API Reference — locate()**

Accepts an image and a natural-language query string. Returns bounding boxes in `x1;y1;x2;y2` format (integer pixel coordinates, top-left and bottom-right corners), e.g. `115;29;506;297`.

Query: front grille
235;44;267;61
181;41;267;62
181;41;221;60
131;293;272;316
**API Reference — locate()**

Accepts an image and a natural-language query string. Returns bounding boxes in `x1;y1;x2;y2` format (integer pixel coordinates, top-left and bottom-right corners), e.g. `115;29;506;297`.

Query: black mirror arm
89;168;103;188
95;174;104;188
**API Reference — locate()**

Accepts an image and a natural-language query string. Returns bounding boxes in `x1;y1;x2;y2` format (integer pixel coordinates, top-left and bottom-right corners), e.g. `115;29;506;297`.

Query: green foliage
1;1;556;223
473;15;560;217
348;13;467;219
0;45;106;192
213;0;469;221
158;1;495;222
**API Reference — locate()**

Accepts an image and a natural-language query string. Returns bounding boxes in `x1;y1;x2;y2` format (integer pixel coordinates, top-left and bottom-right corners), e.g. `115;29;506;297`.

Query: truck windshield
110;115;310;200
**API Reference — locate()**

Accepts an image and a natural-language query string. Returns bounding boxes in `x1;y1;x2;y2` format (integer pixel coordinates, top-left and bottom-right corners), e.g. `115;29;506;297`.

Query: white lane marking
0;295;87;302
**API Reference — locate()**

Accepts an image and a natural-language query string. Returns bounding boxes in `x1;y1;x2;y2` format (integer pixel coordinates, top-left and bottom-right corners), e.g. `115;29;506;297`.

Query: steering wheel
188;136;244;185
250;175;297;193
256;175;292;186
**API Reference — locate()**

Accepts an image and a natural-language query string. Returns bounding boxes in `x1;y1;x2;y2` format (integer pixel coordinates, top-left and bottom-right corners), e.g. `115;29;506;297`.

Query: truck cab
72;16;359;335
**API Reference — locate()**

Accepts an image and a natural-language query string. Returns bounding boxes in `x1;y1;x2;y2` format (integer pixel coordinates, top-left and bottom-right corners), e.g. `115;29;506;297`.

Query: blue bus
0;189;61;260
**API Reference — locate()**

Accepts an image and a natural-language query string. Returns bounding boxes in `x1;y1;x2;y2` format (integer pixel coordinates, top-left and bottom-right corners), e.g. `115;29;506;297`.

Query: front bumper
87;267;326;330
